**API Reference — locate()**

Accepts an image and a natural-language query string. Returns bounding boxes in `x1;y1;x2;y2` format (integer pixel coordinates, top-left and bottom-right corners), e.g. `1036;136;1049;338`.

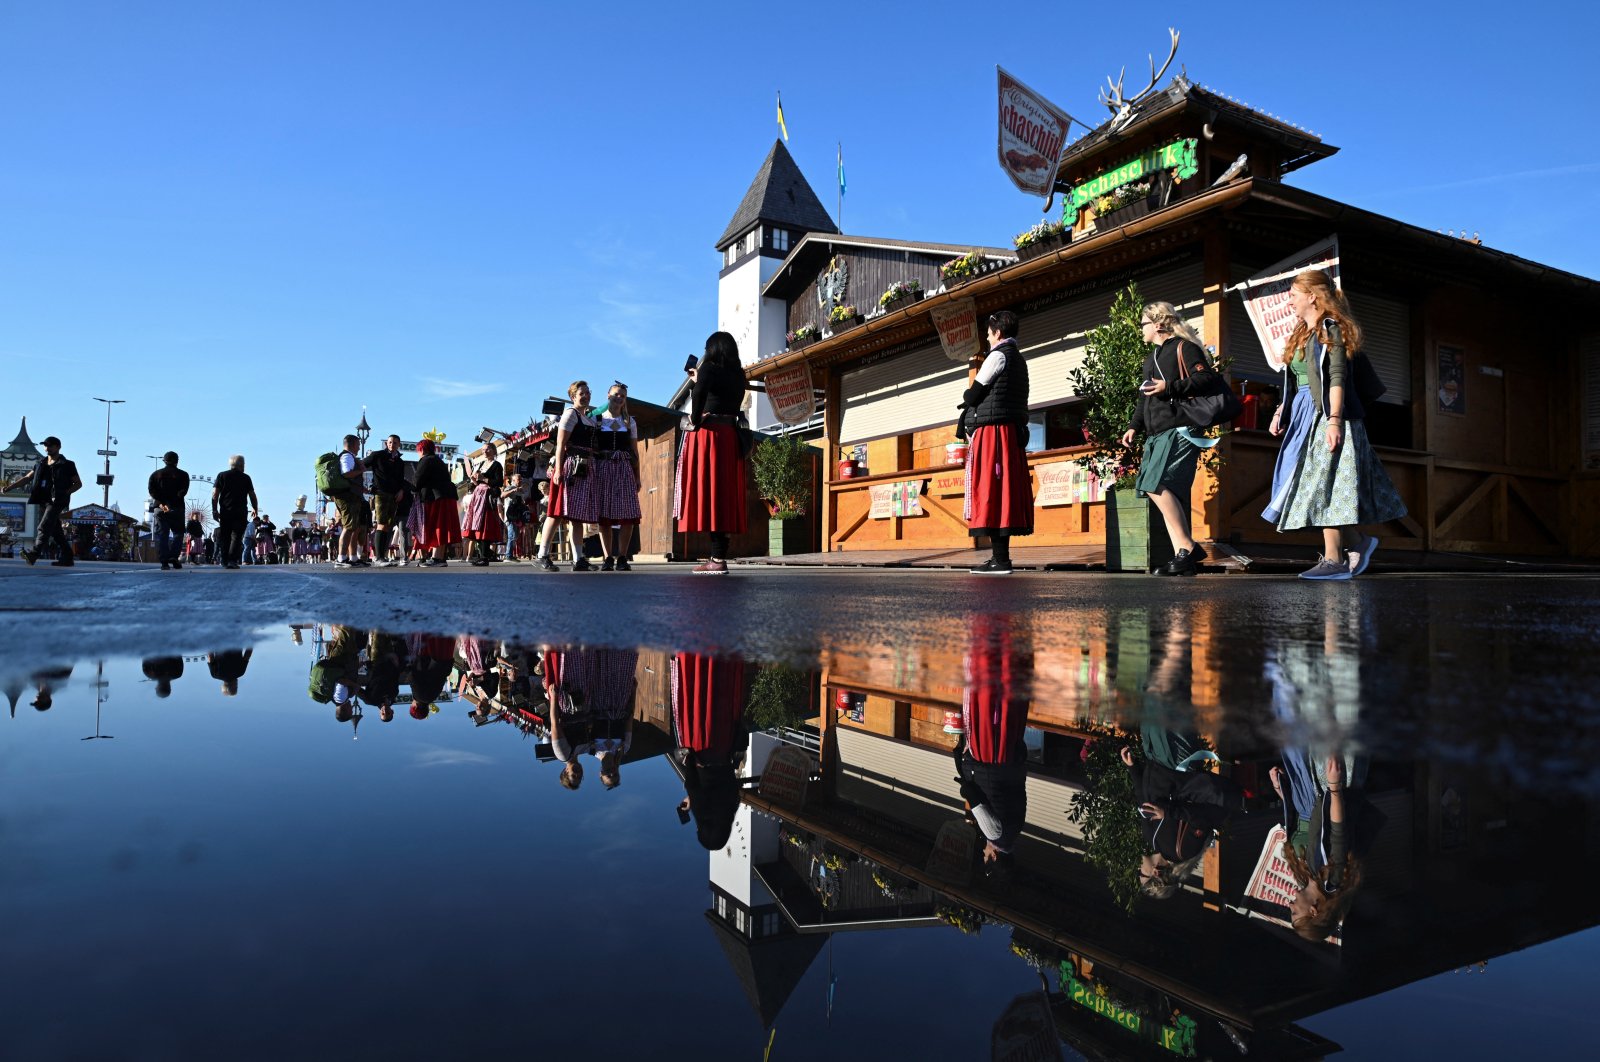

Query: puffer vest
969;340;1029;427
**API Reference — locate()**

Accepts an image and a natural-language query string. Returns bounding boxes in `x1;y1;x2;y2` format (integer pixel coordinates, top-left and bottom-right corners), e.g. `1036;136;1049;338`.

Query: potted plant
878;279;924;313
1091;181;1154;230
1013;219;1069;261
940;251;983;287
1066;737;1146;914
1066;281;1173;573
748;664;813;729
751;431;814;555
827;303;863;331
786;324;820;350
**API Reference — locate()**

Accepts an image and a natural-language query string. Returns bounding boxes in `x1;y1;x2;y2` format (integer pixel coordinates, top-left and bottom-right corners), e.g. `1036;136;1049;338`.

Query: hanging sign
1062;138;1199;215
932;297;982;362
1235;236;1341;371
766;363;816;426
758;745;811;809
1242;824;1343;945
997;67;1075;198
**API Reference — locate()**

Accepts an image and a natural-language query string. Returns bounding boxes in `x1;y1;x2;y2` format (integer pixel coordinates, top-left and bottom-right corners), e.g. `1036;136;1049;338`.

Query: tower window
744;231;757;255
770;228;790;252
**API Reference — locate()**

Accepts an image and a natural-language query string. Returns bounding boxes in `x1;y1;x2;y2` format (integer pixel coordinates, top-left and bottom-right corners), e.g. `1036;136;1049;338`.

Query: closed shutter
839;344;965;445
1227;265;1274;376
1347;292;1411;403
1019;261;1207;406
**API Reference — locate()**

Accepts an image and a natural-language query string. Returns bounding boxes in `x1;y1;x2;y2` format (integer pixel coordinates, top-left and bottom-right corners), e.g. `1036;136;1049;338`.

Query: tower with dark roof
1;417;42;549
716;141;838;429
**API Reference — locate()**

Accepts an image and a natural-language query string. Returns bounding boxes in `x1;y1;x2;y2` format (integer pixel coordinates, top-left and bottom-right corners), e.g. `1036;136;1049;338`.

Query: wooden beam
1434;474;1501;540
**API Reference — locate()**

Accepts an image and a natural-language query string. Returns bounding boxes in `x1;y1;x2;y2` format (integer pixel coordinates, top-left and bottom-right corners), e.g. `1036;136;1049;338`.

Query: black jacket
413;454;455;503
1132;760;1243;861
148;466;190;509
690;361;747;425
27;457;80;507
964;340;1030;428
1128;338;1216;438
364;449;409;495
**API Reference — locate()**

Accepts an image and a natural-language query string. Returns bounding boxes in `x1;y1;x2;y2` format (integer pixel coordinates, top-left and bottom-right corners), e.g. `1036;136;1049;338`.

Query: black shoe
970;557;1014;575
616;558;631;572
573;558;594;572
173;560;182;569
1155;543;1207;576
21;549;37;566
51;558;76;567
470;558;489;567
535;556;558;572
161;562;170;570
600;557;615;572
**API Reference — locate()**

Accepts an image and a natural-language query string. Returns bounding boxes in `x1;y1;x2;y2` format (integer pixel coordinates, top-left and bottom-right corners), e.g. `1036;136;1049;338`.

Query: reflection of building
0;418;42;552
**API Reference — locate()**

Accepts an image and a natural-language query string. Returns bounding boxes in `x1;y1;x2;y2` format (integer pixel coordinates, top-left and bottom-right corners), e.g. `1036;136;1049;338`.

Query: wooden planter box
768;516;809;556
1015;231;1069;262
880;291;924;314
828;314;864;333
1103;485;1175;573
788;334;818;351
1093;197;1153;231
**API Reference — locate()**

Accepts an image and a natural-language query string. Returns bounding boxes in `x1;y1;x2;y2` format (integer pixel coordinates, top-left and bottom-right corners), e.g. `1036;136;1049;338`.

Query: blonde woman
1120;302;1214;575
1262;270;1406;580
594;381;642;571
534;380;601;572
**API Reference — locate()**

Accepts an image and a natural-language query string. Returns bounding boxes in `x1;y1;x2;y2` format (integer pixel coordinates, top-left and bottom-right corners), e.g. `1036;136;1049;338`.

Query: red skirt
671;652;745;754
674;423;747;534
962;616;1026;764
419;498;463;548
460;484;505;542
963;423;1034;537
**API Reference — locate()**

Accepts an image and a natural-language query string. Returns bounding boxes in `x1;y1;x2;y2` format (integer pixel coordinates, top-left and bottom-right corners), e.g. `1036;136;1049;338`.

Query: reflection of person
547;647;637;790
961;311;1034;575
1262;269;1406;581
1271;751;1369;942
1121;734;1242;899
29;663;73;710
141;656;184;698
1121;302;1213;575
672;652;748;848
365;631;408;723
675;333;749;575
408;634;455;719
207;648;254;697
954;616;1029;868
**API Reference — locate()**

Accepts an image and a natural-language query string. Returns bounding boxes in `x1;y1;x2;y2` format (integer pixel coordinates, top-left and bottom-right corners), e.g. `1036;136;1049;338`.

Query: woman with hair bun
1121;301;1215;575
674;332;749;575
1262;270;1406;580
534;380;602;573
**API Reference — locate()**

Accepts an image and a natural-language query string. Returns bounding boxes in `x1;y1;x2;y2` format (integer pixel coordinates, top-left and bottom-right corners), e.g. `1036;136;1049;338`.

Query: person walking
595;381;642;571
254;514;276;564
147;451;190;571
185;512;206;565
242;514;260;565
11;435;81;567
461;441;506;566
1120;302;1215;576
1262;269;1407;580
534;381;602;572
960;311;1034;575
412;438;461;567
674;333;748;575
364;433;410;567
211;456;258;569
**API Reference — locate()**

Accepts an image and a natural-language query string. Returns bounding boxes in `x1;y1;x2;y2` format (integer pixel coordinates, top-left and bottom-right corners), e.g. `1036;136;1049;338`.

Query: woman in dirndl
595;381;642;571
534;380;602;573
547;645;638;791
460;441;506;566
1121;301;1215;576
1262;269;1406;580
413;438;462;567
961;311;1034;575
674;332;748;575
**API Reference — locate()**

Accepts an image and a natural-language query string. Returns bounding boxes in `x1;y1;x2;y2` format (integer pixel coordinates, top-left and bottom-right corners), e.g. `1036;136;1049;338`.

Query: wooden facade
746;88;1600;562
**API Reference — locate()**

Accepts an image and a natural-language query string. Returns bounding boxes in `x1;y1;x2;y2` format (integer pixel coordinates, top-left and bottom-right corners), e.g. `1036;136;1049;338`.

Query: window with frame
770;228;789;252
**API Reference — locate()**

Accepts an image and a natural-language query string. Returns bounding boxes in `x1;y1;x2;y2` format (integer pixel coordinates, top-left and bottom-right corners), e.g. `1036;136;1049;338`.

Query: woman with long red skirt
674;332;748;575
413;439;461;567
960;311;1034;574
671;652;748;850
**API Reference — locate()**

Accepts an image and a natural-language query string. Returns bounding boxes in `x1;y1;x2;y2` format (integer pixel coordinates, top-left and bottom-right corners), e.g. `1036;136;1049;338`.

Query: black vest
969;341;1029;427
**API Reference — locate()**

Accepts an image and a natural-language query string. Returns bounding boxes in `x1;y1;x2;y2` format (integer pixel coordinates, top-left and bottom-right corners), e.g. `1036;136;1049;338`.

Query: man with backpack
13;435;82;567
322;435;372;567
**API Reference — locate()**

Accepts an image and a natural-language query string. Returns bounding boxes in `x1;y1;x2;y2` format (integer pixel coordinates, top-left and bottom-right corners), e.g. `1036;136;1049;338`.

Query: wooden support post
1201;224;1230;542
822;366;843;552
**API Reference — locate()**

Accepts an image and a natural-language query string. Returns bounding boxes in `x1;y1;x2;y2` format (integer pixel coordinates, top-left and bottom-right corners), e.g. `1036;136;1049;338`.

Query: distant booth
743;77;1600;562
66;503;139;560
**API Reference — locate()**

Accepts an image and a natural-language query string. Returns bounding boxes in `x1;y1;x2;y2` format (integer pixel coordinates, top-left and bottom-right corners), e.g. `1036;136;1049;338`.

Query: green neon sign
1061;971;1198;1058
1063;138;1200;215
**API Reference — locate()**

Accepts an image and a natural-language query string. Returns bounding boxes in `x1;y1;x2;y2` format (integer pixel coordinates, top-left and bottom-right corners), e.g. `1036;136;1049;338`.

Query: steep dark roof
3;417;41;459
717;140;840;251
704;911;827;1029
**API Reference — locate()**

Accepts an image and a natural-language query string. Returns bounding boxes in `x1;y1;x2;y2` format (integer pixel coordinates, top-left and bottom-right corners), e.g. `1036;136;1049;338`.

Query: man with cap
12;435;82;567
148;451;191;571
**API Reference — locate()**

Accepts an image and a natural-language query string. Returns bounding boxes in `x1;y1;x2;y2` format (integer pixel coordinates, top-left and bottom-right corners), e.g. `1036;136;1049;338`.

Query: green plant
1014;219;1065;249
878;279;923;308
1067;282;1147;489
748;664;813;730
828;303;860;323
787;325;819;346
936;902;984;935
751;432;812;518
941;251;983;281
1094;181;1152;215
1066;737;1143;913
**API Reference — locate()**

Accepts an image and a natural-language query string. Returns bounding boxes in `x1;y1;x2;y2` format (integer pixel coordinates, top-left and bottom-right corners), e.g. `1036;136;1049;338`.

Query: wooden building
744;77;1600;561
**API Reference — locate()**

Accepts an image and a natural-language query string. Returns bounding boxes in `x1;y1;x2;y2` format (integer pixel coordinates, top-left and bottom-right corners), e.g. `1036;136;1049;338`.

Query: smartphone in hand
684;354;699;373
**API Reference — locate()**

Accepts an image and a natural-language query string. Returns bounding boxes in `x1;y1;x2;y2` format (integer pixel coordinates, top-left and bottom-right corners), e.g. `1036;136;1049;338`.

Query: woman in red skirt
460;441;506;566
534;381;602;572
960;311;1033;574
674;332;748;575
957;615;1029;870
413;438;461;566
671;651;748;850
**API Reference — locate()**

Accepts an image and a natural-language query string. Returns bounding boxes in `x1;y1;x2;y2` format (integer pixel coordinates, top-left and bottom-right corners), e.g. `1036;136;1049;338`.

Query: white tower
715;141;838;431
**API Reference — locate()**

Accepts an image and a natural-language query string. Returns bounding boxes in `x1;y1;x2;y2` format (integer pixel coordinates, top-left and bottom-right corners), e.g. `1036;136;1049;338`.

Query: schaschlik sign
1063;138;1199;215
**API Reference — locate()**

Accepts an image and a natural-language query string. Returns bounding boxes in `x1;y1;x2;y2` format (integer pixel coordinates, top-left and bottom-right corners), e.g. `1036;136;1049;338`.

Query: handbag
568;454;590;479
1173;347;1244;430
1350;350;1387;409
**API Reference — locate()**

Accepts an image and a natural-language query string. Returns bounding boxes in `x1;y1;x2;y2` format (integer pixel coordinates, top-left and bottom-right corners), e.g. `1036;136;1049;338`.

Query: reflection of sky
4;627;1599;1057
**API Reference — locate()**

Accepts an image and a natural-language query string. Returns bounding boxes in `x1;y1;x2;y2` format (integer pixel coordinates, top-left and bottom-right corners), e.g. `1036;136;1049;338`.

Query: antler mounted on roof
1098;28;1180;133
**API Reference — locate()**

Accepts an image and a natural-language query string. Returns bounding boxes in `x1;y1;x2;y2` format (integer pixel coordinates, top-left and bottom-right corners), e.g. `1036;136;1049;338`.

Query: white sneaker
378;559;397;568
334;561;353;569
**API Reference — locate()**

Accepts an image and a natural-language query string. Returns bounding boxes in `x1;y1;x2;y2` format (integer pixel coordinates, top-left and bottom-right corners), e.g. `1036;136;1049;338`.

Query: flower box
788;333;817;351
1016;230;1070;262
829;314;864;332
881;290;924;314
1093;197;1153;231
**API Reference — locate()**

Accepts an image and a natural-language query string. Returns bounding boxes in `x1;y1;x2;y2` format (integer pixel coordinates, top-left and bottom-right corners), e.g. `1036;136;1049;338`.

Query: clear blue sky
3;0;1595;517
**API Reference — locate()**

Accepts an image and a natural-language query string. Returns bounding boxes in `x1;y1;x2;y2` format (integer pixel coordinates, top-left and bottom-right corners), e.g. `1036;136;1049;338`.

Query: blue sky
3;0;1595;516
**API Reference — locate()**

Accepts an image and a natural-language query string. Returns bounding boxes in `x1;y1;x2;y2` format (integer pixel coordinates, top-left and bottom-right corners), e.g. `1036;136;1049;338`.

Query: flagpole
837;142;843;232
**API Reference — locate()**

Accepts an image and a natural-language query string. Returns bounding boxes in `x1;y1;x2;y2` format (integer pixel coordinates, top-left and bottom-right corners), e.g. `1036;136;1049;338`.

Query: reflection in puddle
5;607;1599;1058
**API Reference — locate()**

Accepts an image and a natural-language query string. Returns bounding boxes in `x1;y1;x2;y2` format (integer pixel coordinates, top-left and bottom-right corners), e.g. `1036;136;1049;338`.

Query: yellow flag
776;92;788;141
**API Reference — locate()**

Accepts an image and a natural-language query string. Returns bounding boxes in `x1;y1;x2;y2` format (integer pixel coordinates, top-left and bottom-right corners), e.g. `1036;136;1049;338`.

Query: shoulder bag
1174;346;1244;430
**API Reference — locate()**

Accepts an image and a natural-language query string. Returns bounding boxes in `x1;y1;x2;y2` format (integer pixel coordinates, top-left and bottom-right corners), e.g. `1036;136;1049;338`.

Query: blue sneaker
1299;557;1352;581
1347;535;1380;577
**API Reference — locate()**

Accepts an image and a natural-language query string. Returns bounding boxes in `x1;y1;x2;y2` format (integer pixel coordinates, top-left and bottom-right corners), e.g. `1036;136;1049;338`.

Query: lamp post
93;397;125;509
356;408;371;459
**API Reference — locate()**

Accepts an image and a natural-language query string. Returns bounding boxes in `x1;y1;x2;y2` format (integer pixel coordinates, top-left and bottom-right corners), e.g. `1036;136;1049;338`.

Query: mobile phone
684;354;699;373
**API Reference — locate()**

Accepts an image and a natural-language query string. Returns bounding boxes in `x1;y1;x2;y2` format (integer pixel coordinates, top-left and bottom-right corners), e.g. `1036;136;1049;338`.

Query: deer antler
1098;28;1181;115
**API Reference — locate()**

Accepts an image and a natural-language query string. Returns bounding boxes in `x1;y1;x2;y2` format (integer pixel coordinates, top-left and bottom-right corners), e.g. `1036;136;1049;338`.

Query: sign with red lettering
759;745;811;809
1034;463;1100;507
1243;823;1343;945
932;297;981;362
766;363;816;426
929;471;966;497
997;67;1075;198
1238;236;1341;371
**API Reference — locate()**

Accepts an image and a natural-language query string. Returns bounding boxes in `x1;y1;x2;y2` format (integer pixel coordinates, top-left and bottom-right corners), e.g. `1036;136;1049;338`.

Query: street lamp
356;408;371;459
93;397;125;509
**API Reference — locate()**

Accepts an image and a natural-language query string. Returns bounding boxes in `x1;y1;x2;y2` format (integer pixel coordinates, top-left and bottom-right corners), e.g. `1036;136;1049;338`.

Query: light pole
356;408;371;459
93;397;125;509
